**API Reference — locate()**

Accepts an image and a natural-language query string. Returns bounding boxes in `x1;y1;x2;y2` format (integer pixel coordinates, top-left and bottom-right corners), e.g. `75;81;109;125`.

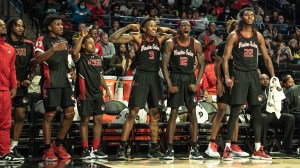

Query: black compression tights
226;105;261;142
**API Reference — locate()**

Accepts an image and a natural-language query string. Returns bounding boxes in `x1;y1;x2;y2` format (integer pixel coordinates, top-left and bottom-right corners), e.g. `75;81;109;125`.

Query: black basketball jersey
232;30;259;71
135;34;161;72
216;41;233;76
34;35;69;88
169;37;196;74
6;38;34;82
75;53;103;100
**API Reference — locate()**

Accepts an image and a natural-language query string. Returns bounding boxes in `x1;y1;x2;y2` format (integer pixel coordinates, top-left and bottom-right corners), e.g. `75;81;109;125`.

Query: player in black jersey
222;8;275;161
109;18;177;160
162;20;204;160
205;20;249;158
32;14;75;161
6;18;36;160
72;28;111;160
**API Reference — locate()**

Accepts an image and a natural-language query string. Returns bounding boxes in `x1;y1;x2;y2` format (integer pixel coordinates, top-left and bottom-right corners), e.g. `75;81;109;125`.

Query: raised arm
157;26;177;43
109;24;139;44
162;39;178;93
222;32;237;88
72;28;89;62
257;32;275;77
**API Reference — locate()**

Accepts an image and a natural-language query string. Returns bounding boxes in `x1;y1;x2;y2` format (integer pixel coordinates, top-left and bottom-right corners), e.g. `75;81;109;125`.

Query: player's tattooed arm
257;32;275;77
109;24;139;44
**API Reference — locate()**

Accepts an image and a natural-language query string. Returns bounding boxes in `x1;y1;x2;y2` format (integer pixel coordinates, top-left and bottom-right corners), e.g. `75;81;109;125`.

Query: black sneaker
10;147;24;160
189;147;203;160
116;146;126;160
82;148;91;160
148;146;163;158
163;149;174;160
0;153;23;163
91;147;108;159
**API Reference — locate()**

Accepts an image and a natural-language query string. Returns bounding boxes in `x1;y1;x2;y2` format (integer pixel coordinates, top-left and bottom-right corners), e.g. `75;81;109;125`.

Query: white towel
266;77;285;119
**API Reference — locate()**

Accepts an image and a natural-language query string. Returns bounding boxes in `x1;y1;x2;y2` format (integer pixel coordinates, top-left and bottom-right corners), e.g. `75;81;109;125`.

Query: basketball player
222;8;275;160
205;20;249;158
6;18;36;160
162;20;205;160
72;28;111;159
33;14;75;161
109;18;177;159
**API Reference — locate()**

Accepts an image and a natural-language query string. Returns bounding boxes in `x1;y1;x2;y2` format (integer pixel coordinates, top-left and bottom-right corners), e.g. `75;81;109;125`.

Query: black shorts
167;73;198;108
43;87;75;112
217;77;231;105
77;97;105;116
12;96;30;108
128;71;163;108
230;70;262;105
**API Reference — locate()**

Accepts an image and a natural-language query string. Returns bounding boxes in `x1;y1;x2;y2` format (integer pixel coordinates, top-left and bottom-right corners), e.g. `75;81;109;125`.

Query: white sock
255;143;261;151
11;140;18;150
225;143;231;149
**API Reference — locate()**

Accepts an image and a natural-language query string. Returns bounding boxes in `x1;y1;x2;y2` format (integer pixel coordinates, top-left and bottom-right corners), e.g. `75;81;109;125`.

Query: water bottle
117;78;123;101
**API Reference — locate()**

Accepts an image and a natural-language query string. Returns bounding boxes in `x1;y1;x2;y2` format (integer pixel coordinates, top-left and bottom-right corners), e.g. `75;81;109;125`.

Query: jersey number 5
149;51;154;60
180;57;188;66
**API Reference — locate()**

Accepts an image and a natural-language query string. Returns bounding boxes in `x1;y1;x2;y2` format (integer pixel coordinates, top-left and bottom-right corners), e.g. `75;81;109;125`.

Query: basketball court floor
2;154;300;168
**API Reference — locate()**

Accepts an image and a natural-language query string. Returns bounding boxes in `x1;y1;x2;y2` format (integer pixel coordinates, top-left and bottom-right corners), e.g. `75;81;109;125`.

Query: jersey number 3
149;51;154;60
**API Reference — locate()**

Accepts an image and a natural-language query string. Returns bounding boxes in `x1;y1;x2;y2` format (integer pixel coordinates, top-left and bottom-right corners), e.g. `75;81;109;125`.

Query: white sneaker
231;144;249;157
205;142;220;158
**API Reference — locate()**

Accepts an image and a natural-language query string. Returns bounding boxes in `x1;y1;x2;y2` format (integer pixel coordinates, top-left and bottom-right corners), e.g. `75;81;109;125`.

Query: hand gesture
21;80;31;88
69;71;76;81
168;85;179;93
217;82;225;97
189;84;198;92
54;42;67;52
81;28;89;37
129;24;140;32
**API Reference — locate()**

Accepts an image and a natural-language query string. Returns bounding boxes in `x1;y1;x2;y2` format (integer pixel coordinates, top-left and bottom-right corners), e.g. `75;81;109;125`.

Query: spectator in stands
275;15;288;34
263;23;273;38
60;0;74;17
39;0;60;21
198;0;210;14
274;33;284;43
282;74;295;94
288;39;300;59
260;74;295;154
88;20;104;36
108;43;130;76
120;1;133;16
272;42;293;64
110;3;123;20
100;33;116;59
265;36;274;57
270;9;279;24
234;0;252;11
191;0;202;8
109;20;121;36
89;29;103;57
90;0;107;27
211;0;224;17
145;8;160;25
70;0;92;24
176;11;189;25
190;9;208;32
72;22;86;45
176;0;190;17
206;8;218;22
61;14;73;31
144;0;162;16
263;14;270;24
130;8;141;23
217;5;234;23
198;22;217;64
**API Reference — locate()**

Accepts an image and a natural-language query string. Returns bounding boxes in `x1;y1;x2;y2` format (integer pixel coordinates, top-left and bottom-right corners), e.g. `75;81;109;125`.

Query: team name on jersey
141;44;160;52
15;48;27;57
238;41;258;49
174;49;194;57
88;58;102;66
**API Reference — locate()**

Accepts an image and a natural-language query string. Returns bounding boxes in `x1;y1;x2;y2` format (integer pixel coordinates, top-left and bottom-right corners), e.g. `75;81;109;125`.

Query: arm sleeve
9;49;17;89
34;36;45;54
